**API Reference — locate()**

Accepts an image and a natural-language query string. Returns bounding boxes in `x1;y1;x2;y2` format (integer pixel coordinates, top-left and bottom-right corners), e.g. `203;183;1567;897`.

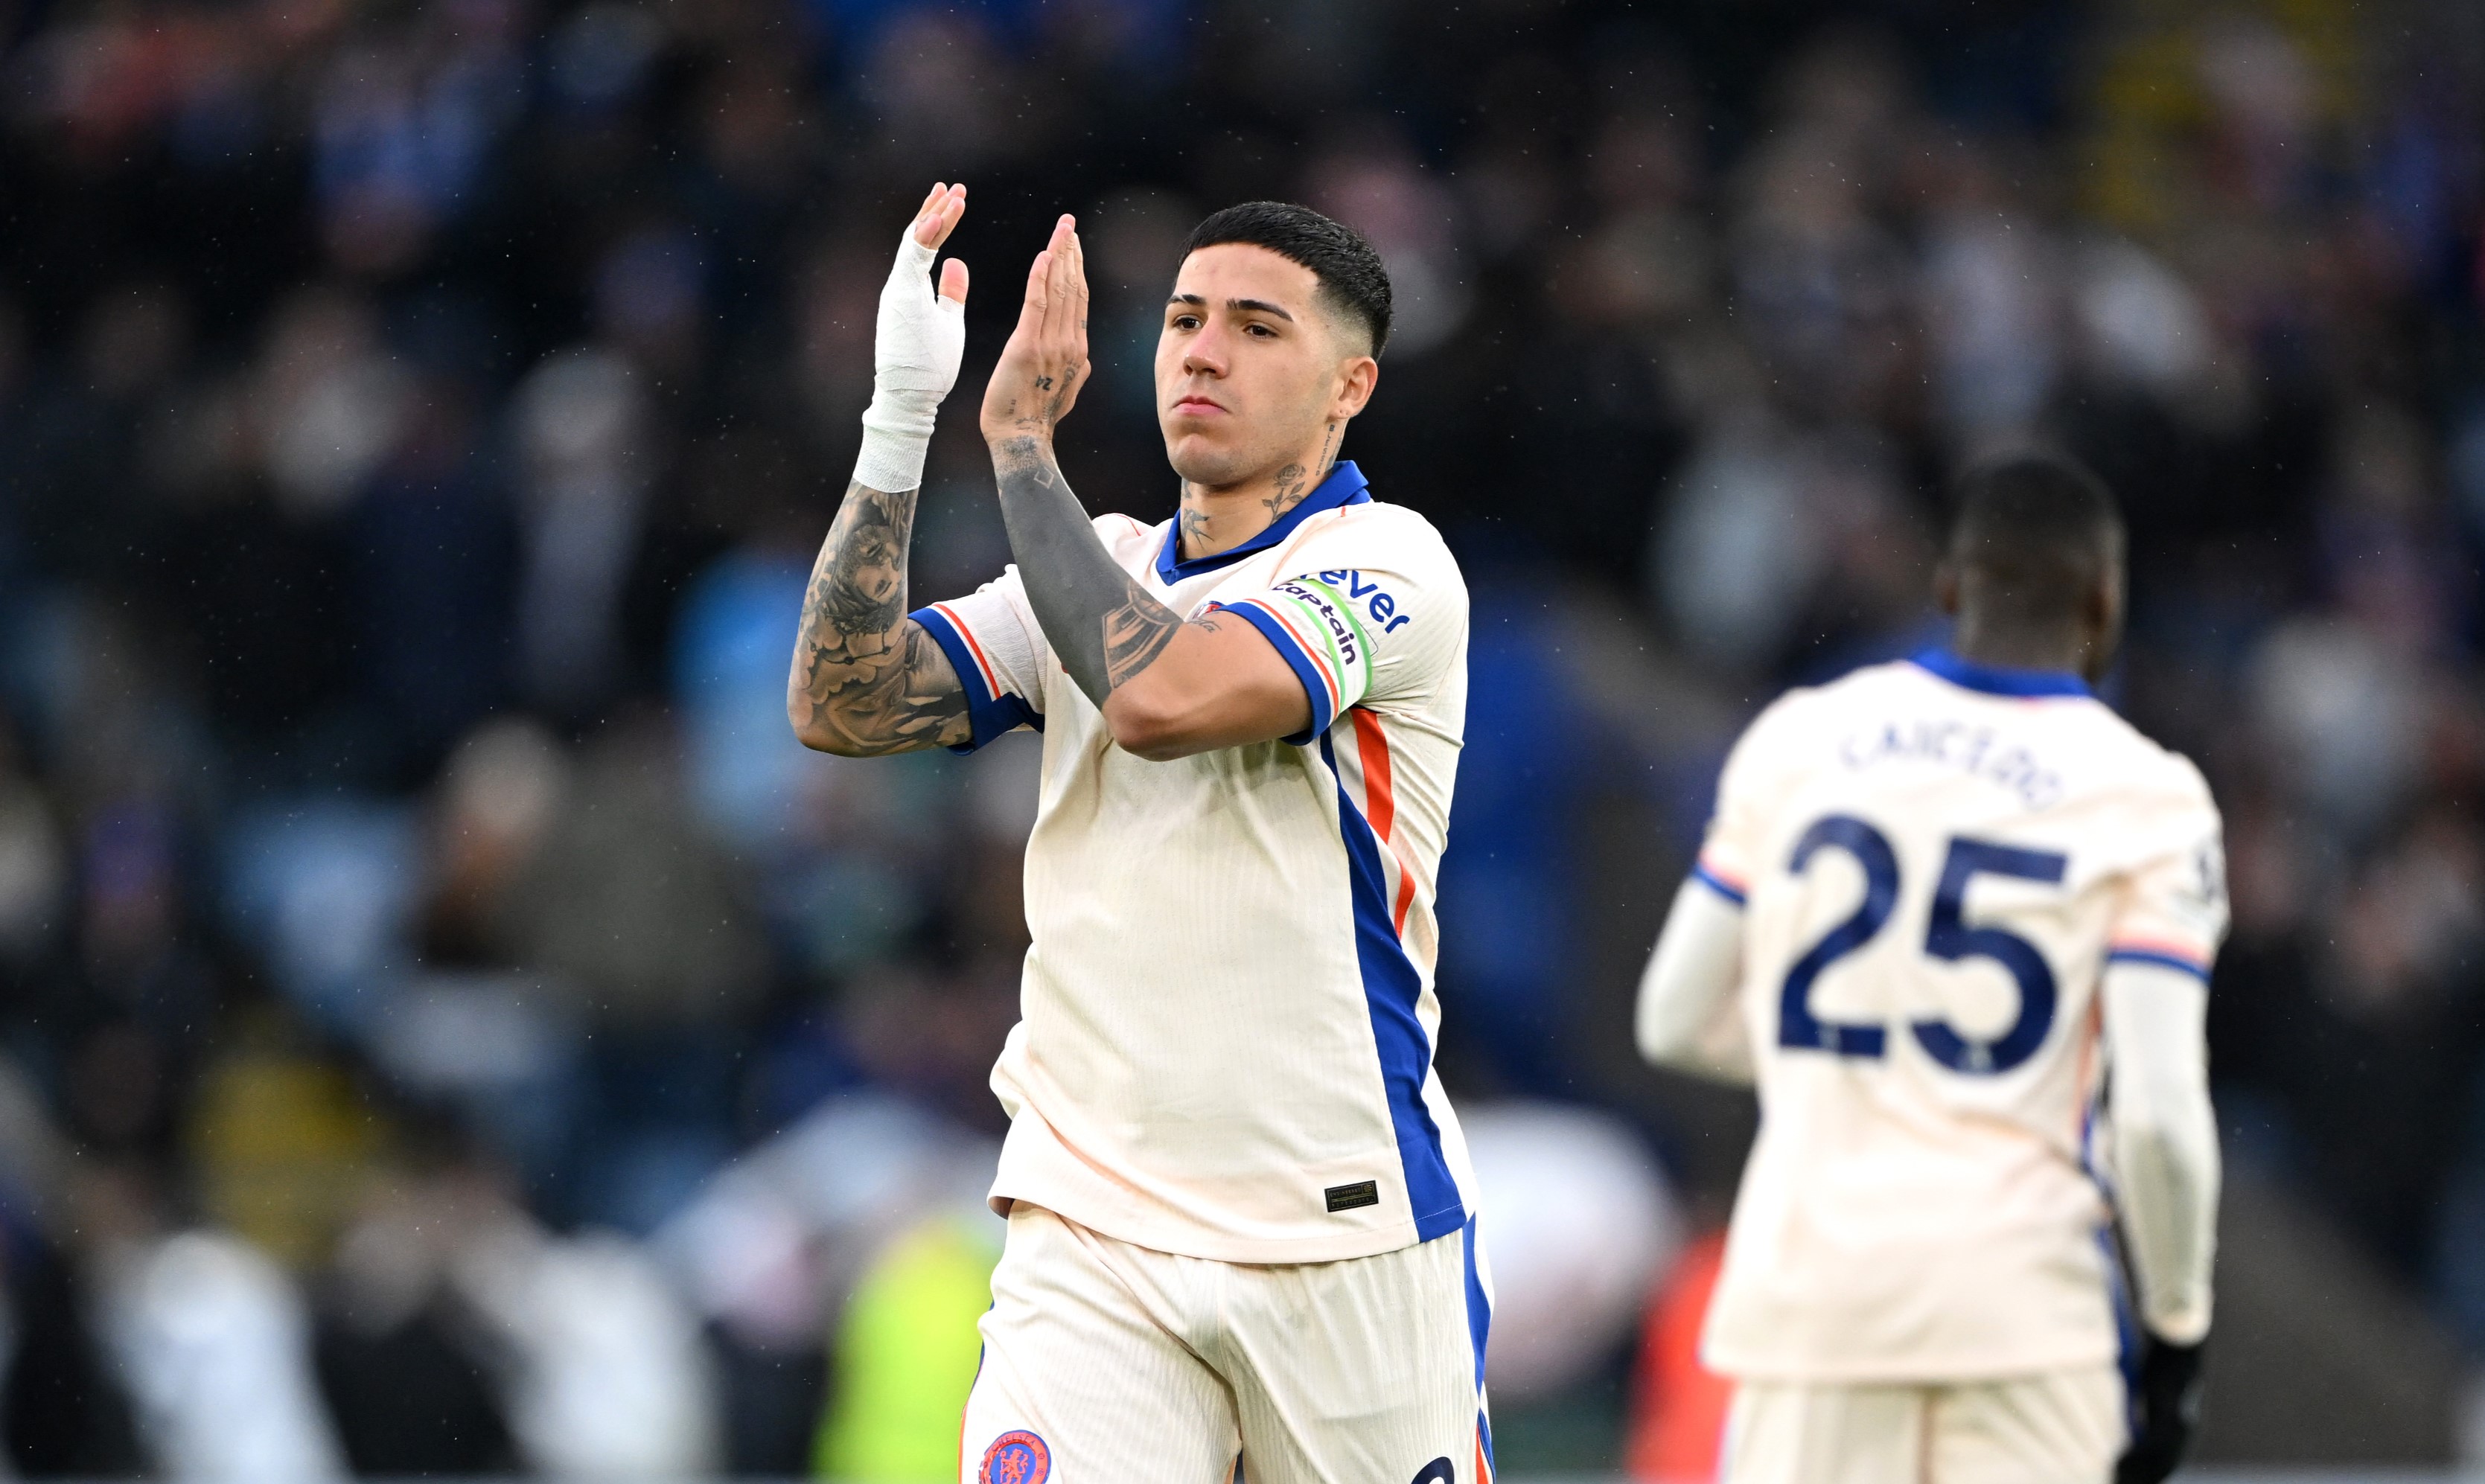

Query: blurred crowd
0;0;2479;1474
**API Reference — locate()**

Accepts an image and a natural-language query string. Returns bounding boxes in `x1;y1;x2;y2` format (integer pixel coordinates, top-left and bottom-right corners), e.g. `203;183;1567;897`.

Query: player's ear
1932;559;1963;617
2082;561;2125;681
1330;353;1378;421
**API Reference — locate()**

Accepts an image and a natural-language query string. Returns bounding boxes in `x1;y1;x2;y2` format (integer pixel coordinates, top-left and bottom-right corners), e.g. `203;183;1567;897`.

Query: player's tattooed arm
788;183;977;756
989;436;1190;705
785;479;972;755
979;214;1307;755
977;212;1191;706
987;435;1289;752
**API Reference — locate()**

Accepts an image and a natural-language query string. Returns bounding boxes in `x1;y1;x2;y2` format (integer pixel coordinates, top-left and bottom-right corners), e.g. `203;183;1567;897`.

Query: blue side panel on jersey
2097;1226;2142;1430
1690;863;1747;906
910;605;1042;754
1213;601;1332;743
1462;1215;1498;1475
2105;947;2213;981
1461;1214;1492;1392
2080;1092;2142;1438
1319;731;1464;1241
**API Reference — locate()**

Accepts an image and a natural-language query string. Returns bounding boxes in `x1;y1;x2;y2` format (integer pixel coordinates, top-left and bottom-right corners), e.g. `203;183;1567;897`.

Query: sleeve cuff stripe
1217;601;1336;741
909;604;1030;753
1233;599;1343;709
1691;862;1749;906
923;602;1002;698
2105;946;2213;980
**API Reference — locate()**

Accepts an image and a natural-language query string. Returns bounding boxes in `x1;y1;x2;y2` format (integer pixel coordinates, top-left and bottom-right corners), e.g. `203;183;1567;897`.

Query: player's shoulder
1093;514;1167;572
1299;497;1460;572
1713;669;1862;783
1907;653;2218;811
1093;509;1158;544
1340;494;1449;540
1277;500;1467;639
2079;706;2218;817
1742;659;1913;739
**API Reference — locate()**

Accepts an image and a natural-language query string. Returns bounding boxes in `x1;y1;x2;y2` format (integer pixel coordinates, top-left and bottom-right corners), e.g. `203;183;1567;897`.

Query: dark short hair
1184;201;1393;357
1947;451;2125;624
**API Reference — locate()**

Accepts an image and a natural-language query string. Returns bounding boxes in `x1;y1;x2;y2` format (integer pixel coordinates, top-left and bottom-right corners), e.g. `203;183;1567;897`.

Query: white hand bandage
855;226;966;493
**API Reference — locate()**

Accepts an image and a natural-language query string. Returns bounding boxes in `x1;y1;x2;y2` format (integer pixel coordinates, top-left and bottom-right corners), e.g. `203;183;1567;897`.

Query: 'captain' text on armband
1838;719;2064;810
1269;581;1363;671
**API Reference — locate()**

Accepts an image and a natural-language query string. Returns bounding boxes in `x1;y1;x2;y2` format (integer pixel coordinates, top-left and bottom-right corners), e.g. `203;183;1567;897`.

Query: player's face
1158;243;1371;490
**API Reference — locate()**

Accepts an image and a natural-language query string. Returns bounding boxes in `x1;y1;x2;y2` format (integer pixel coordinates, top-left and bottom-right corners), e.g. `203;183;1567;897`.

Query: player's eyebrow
1167;293;1296;322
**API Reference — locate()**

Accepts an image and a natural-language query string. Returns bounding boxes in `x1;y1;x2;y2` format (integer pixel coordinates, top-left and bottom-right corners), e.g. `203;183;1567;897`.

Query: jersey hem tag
1325;1180;1381;1212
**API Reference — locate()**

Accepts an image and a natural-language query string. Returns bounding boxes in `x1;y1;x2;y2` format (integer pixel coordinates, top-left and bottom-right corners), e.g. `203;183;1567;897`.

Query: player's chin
1162;432;1254;487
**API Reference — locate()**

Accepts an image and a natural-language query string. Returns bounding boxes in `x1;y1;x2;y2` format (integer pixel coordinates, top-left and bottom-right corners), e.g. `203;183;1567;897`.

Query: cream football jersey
911;462;1479;1264
1693;650;2227;1382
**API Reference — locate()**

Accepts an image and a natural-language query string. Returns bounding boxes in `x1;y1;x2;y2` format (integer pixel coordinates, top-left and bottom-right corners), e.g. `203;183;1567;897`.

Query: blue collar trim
1154;461;1371;585
1910;646;2092;699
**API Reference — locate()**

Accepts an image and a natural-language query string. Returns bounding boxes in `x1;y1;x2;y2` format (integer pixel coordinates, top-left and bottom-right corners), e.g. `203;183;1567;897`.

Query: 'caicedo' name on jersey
1267;569;1414;673
1839;716;2065;810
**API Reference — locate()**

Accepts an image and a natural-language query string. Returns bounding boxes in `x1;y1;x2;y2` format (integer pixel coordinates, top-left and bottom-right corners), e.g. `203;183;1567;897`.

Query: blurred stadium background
0;0;2480;1476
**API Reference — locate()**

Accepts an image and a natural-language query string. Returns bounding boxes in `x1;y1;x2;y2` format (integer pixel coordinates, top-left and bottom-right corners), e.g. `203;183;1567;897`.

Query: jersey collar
1910;646;2093;699
1153;460;1371;585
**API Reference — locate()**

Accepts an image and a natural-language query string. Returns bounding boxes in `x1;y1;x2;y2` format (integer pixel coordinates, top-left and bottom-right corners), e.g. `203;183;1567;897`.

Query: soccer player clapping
791;188;1497;1483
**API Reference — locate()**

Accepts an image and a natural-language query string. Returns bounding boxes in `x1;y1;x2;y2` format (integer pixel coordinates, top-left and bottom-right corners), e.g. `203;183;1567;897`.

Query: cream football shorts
960;1202;1495;1484
1722;1365;2127;1484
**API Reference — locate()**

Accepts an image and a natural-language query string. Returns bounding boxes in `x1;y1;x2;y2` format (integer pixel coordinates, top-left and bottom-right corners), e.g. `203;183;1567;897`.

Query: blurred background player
1636;453;2224;1484
787;190;1493;1480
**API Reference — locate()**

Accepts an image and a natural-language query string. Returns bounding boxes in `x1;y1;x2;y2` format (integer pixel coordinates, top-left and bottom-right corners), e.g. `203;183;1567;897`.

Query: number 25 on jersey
1778;813;2066;1076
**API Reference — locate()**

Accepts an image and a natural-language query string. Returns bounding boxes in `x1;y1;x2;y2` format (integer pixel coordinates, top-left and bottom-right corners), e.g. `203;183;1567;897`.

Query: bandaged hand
855;182;971;493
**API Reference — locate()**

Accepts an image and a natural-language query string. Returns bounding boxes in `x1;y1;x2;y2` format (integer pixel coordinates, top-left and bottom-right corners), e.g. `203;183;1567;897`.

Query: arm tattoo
787;479;973;755
1103;598;1181;687
1108;607;1225;683
991;435;1183;706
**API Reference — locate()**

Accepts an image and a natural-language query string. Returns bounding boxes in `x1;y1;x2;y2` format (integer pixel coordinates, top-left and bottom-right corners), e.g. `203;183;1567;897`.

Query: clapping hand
980;214;1091;448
